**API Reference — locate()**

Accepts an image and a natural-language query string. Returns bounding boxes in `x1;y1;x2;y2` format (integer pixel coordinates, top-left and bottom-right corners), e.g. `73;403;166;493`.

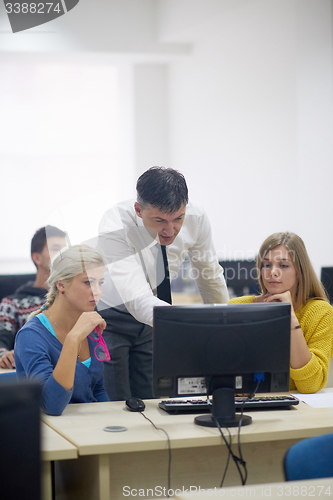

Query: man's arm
98;227;170;327
0;329;16;369
188;209;229;304
0;299;18;368
0;325;16;351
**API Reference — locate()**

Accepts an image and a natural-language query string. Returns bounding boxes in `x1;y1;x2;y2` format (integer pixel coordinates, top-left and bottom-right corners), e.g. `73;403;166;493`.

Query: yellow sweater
228;296;333;393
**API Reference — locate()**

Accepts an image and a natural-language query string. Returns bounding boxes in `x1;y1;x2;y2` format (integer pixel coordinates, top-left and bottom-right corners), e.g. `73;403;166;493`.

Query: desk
0;367;16;374
42;396;333;500
172;293;201;305
175;478;333;499
41;422;77;500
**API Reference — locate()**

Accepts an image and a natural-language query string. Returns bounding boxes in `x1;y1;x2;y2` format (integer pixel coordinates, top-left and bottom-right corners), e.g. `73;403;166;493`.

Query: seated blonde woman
229;232;333;394
14;245;110;415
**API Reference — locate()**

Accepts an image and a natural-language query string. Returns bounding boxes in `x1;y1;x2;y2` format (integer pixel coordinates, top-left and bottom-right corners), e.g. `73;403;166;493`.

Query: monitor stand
194;387;252;428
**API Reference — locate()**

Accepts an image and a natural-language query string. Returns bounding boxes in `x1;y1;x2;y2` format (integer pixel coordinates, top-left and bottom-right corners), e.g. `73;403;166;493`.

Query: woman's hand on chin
263;290;292;304
70;311;107;342
254;293;273;303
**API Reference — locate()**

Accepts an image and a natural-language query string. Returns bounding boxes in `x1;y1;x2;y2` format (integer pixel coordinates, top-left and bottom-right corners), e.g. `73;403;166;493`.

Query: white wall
134;64;170;174
157;0;333;274
0;55;137;272
0;0;332;276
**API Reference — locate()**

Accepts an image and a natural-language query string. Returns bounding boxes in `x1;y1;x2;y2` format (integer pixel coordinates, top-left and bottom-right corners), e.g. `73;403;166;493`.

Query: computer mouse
125;397;146;412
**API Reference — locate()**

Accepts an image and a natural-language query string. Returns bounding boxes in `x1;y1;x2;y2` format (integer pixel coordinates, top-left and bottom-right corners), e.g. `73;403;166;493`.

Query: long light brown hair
256;232;328;310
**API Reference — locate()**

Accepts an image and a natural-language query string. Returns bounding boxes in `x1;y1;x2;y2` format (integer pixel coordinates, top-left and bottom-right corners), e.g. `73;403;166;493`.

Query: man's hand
0;349;15;369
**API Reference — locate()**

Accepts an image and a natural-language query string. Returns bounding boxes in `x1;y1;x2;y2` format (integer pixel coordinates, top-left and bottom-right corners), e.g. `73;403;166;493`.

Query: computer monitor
153;303;291;428
219;260;259;296
0;379;42;500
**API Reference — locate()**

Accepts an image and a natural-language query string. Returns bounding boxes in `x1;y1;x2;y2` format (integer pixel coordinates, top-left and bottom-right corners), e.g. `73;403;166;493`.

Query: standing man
0;225;67;369
98;167;229;400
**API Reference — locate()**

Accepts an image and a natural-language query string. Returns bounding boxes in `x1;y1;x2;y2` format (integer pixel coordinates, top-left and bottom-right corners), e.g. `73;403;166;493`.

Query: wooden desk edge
0;368;16;374
42;421;78;461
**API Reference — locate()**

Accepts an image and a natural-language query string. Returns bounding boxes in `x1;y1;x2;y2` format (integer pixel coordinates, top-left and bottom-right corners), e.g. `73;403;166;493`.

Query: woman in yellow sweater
229;232;333;393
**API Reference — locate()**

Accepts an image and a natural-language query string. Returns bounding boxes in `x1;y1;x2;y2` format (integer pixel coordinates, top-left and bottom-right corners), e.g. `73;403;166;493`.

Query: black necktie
156;245;172;304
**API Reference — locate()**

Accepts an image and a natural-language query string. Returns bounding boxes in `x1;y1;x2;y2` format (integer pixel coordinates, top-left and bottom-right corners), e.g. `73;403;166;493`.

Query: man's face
134;203;186;246
33;236;67;273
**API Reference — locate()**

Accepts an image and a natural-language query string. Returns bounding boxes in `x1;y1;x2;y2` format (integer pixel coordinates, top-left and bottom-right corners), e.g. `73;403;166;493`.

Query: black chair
0;371;17;380
0;274;36;301
284;434;333;480
0;379;42;500
321;267;333;304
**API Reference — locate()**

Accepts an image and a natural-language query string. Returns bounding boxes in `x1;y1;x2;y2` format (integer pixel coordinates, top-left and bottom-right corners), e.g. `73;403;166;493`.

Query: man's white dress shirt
97;199;229;327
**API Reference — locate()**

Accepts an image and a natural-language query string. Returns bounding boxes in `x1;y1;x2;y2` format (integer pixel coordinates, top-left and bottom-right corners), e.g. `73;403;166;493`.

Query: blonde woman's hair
256;232;329;310
29;244;104;319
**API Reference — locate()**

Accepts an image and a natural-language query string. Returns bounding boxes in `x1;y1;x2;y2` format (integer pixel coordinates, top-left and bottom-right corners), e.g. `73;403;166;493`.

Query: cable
208;379;262;488
234;380;262;485
140;411;172;497
217;424;233;487
213;416;247;487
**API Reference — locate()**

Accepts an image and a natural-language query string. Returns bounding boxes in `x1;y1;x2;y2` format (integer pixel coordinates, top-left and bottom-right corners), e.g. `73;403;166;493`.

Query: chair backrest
0;379;42;500
284;434;333;480
321;267;333;304
0;274;36;301
0;371;17;381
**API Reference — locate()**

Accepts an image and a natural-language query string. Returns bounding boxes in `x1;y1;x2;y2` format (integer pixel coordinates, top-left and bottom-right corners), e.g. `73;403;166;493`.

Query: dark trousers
99;305;153;401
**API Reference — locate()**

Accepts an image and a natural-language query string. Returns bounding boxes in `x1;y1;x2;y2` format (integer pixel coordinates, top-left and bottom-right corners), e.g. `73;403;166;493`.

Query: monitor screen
218;260;259;296
0;379;42;499
153;303;291;427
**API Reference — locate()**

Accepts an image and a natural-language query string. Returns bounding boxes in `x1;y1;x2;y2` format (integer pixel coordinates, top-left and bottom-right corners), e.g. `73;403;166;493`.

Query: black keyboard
159;395;300;414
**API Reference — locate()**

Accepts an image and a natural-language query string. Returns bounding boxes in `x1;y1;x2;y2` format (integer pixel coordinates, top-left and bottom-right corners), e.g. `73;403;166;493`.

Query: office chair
321;267;333;304
0;371;17;380
0;273;36;301
0;379;42;500
284;434;333;480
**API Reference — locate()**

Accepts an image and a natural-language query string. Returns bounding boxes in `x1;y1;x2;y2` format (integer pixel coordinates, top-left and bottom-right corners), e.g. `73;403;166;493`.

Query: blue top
37;314;92;369
14;315;109;416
